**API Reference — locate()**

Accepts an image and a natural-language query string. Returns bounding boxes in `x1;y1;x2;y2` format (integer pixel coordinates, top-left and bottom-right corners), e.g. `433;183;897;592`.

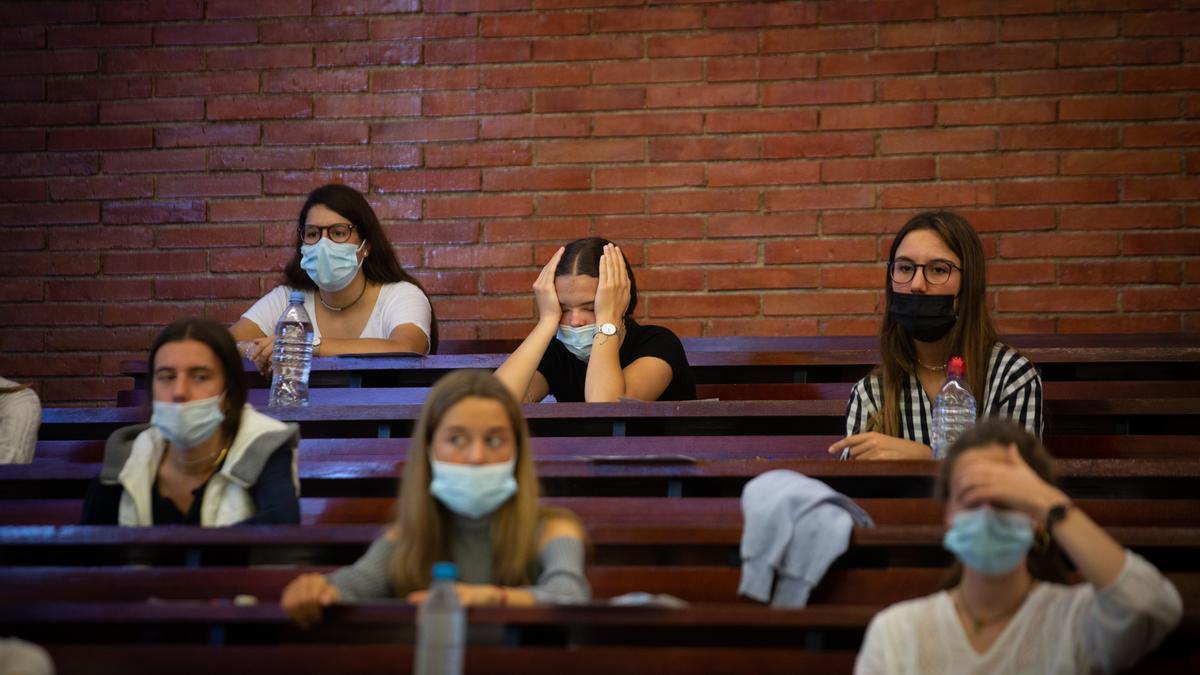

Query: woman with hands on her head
854;419;1181;674
494;237;695;403
280;370;589;628
231;184;437;375
830;211;1042;461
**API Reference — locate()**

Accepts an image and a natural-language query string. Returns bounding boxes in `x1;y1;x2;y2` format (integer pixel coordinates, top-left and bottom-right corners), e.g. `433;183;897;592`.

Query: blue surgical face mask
151;394;226;450
300;238;365;292
943;507;1034;576
429;457;518;519
557;324;596;362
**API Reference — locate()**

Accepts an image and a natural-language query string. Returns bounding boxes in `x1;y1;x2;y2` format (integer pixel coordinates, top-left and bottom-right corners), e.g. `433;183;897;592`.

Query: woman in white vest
81;318;300;526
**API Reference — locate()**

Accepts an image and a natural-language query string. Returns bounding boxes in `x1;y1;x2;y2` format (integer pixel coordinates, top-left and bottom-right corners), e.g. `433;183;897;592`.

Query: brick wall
1;0;1199;406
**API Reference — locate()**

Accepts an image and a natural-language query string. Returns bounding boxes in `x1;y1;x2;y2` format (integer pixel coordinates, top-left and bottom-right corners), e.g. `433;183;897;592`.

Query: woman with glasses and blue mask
829;211;1043;461
280;370;589;626
231;184;437;373
81;319;300;526
854;419;1181;674
494;237;695;403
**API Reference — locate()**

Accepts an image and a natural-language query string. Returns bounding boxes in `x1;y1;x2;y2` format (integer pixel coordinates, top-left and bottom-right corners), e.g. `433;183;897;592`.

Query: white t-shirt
242;282;432;349
854;551;1182;675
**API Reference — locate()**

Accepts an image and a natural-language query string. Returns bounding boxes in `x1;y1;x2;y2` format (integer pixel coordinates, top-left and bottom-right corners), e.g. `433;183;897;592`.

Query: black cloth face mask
889;293;956;342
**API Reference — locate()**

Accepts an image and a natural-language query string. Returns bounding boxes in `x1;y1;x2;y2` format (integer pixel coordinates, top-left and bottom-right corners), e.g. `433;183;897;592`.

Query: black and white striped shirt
845;342;1043;444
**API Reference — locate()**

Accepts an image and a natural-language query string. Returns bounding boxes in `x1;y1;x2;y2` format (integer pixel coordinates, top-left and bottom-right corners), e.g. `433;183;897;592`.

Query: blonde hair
389;369;575;593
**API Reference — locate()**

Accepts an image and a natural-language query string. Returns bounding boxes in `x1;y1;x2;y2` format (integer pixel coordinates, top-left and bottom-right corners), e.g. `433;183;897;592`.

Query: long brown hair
148;318;247;442
868;211;997;436
389;369;575;594
936;418;1067;586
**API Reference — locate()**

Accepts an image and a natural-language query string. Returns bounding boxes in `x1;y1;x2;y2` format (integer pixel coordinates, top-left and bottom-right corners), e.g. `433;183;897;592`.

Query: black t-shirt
536;319;696;402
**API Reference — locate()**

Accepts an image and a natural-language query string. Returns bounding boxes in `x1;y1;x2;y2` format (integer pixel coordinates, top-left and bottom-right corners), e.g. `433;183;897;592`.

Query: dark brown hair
148;318;247;442
555;237;637;318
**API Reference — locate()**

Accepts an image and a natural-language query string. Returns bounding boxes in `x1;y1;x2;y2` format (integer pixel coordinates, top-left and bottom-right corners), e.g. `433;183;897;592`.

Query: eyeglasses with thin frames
888;259;961;285
302;223;356;245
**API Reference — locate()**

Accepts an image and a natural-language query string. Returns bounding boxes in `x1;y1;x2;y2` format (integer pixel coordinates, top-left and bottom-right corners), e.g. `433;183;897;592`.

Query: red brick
878;20;995;47
1062;205;1181;230
103;200;206;225
649;294;759;318
0;51;97;76
0;279;40;301
938;101;1055;126
366;196;421;221
208;96;313;121
708;318;820;337
1060;315;1181;334
1124;176;1200;202
766;186;876;211
483;167;590;192
426;195;532;220
45;75;150;102
263;70;368;94
315;43;421;67
156;123;260;148
103;250;205;275
997;70;1118;97
999;289;1117;313
210;248;291;273
879;128;994;155
42;378;130;405
425;40;530;65
97;0;203;22
647;32;758;58
102;49;202;73
436;297;532;321
985;261;1057;286
1187;261;1200;283
481;64;589;89
411;270;479;296
647;83;757;109
104;149;206;174
710;55;817;82
957;208;1057;233
1061;150;1180;176
594;112;703;137
157;225;261;248
0;77;45;102
997;233;1119;259
0;102;96;126
46;226;153;251
372;119;476;144
316;0;418;15
533;35;644;61
0;152;97;178
879;75;993;101
633;268;706;292
481;13;588;37
998;14;1117;40
480;115;589;140
819;317;881;336
538;139;642;164
46;279;152;301
0;302;98;326
1124;11;1200;37
648;190;758;214
649;137;758;162
317;146;418;170
821;265;888;289
709;268;819;291
0;179;46;203
1060;40;1180;67
709;161;820;187
708;213;818;238
707;2;817;28
764;237;878;264
540;192;644;216
209;147;313;171
426;142;532;168
427;245;531;269
374;169;479;193
761;26;873;53
593;59;703;85
647;241;757;265
371;15;474;39
48;24;150;48
763;80;874;106
424;91;530;116
0;201;94;226
535;88;644;114
1124;66;1200;92
0;26;46;49
0;130;45;152
0;0;94;23
940;0;1055;16
1061;96;1179;122
820;51;934;77
209;200;297;223
705;110;818;134
154;22;258;45
259;18;367;43
372;68;478;92
100;302;207;327
157;174;261;198
47;127;152;151
154;276;261;300
1123;232;1200;256
99;98;204;124
0;329;44;352
263;122;369;145
998;126;1118;151
821;158;935;182
938;44;1056;72
1123;288;1200;312
596;216;705;240
594;165;703;189
819;0;936;23
0;354;98;377
941;154;1056;180
763;132;875;159
821;104;934;130
206;0;309;18
1060;260;1180;285
206;46;312;71
764;291;877;316
265;171;368;195
594;7;701;32
879;184;995;209
483;218;590;243
996;180;1117;205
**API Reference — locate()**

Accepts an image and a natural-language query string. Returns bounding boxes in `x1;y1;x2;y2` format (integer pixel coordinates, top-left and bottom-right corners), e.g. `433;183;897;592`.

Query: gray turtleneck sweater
327;512;590;604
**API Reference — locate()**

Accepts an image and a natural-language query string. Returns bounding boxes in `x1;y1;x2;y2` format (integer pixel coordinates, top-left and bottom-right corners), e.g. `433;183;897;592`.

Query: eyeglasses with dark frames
888;258;961;285
302;223;356;245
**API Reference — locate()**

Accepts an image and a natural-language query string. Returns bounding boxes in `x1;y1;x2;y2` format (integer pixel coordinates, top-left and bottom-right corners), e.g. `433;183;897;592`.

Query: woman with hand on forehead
231;184;437;374
494;237;695;403
830;211;1043;461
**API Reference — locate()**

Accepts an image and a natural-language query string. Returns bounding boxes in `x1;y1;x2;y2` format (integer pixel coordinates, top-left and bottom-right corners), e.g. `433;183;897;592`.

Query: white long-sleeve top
854;551;1182;675
0;376;40;464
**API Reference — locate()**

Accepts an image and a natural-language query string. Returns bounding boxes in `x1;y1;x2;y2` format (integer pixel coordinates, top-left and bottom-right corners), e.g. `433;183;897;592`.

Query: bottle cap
431;561;458;582
947;356;965;378
289;290;305;304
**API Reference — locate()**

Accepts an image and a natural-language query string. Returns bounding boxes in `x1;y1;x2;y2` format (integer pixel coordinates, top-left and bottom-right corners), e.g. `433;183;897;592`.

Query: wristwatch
597;322;619;337
312;335;322;357
1044;501;1072;533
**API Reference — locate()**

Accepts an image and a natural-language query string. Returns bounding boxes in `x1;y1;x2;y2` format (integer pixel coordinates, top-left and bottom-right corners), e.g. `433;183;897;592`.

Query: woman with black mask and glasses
829;211;1043;461
231;184;437;373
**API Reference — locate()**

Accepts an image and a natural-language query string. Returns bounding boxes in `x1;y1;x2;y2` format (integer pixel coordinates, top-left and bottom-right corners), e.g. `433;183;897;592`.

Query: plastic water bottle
414;562;465;675
268;290;313;407
931;356;976;460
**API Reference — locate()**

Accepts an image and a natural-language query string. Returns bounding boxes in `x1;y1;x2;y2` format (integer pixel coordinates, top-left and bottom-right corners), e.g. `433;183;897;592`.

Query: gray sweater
328;512;590;604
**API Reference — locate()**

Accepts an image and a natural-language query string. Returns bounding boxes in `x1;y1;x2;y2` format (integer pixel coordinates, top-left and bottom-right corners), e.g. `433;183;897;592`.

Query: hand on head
593;243;630;325
534;247;564;326
951;443;1066;521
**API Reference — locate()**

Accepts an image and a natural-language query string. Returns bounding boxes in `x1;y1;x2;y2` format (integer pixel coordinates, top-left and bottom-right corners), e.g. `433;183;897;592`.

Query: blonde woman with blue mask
494;237;695;403
281;370;590;627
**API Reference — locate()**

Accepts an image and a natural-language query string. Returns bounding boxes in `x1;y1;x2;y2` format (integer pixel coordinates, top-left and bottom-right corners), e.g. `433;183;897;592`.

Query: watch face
599;323;618;336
